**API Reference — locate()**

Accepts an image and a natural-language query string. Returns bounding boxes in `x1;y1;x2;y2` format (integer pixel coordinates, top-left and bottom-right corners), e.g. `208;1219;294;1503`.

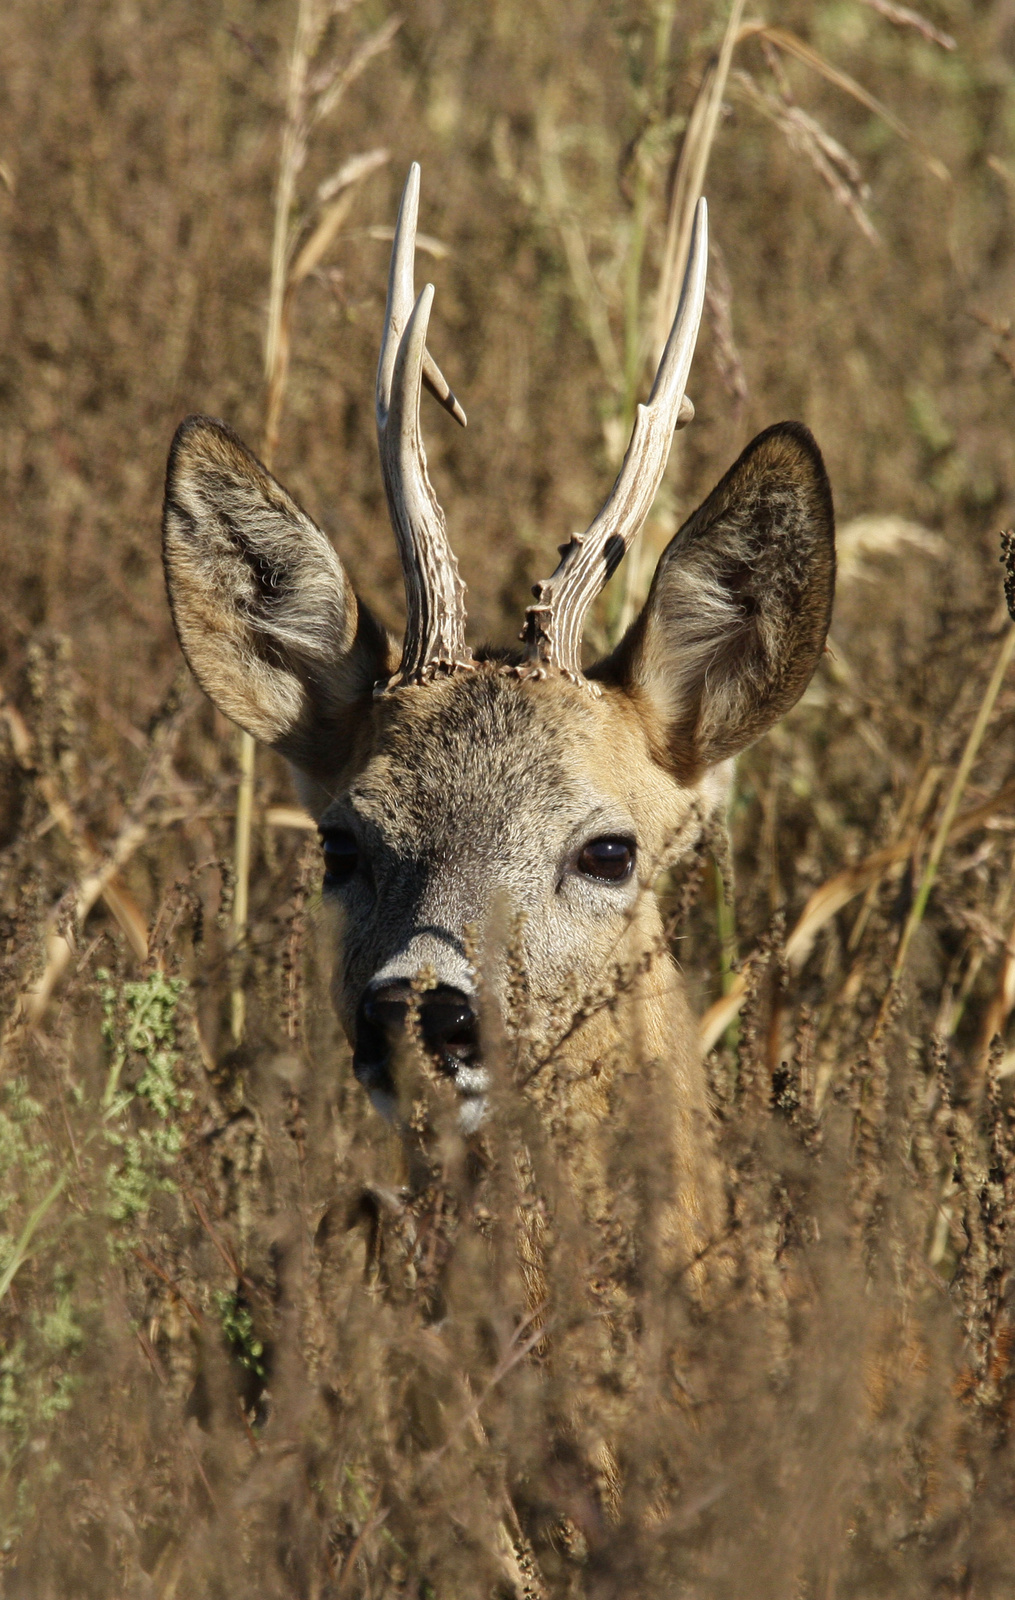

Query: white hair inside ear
698;757;736;822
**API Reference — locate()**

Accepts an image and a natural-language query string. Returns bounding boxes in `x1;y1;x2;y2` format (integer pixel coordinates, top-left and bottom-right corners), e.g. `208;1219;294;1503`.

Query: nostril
421;997;479;1063
362;991;409;1034
423;998;480;1072
445;1026;475;1050
353;982;415;1103
356;982;479;1086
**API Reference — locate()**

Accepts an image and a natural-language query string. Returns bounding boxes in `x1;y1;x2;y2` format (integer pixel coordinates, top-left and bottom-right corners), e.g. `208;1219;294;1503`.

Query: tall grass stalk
230;1;393;1041
613;0;745;642
889;622;1015;984
230;0;316;1045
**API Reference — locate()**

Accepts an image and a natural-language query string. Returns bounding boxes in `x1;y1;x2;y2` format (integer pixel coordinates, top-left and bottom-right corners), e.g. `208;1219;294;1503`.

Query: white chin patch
457;1093;487;1134
453;1064;489;1132
369;1066;488;1132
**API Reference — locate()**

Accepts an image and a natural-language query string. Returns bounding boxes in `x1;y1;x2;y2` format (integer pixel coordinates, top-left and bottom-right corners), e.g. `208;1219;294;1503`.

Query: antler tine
520;197;709;686
376;164;472;691
377;165;466;429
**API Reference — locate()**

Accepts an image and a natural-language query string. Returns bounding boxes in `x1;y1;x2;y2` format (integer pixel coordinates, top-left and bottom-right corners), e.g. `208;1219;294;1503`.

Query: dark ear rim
163;413;305;545
591;420;835;779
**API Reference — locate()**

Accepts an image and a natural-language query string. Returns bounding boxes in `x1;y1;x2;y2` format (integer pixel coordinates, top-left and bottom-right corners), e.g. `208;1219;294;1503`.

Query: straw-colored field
3;0;1015;1593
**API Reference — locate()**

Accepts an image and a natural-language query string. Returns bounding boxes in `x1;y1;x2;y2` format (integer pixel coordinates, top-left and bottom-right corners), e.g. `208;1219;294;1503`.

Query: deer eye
576;836;636;883
320;829;359;889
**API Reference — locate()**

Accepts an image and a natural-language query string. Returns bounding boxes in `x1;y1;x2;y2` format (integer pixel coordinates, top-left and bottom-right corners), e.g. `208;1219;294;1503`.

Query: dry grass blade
704;238;748;413
264;805;317;830
732;70;879;243
536;103;623;393
836;514;946;581
262;0;318;405
362;224;451;260
653;0;746;364
290;147;389;286
312;16;402;126
747;24;951;182
859;0;956;50
700;774;1015;1052
989;154;1015;192
0;1168;69;1305
888;623;1015;982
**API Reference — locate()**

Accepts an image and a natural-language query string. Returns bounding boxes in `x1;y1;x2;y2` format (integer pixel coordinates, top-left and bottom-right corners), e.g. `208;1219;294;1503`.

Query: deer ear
597;422;835;782
162;416;392;778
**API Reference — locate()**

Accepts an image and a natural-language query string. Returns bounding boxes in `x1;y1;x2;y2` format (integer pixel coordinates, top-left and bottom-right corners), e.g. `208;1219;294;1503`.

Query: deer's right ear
597;422;835;783
162;416;392;777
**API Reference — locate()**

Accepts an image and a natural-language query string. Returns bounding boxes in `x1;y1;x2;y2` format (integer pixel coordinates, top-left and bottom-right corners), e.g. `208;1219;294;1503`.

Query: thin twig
230;729;257;1043
336;1493;389;1594
0;690;150;969
420;1308;552;1471
182;1183;258;1294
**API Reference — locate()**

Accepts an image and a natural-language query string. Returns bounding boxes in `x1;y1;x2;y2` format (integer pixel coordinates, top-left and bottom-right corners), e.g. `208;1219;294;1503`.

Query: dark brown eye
321;829;358;888
576;836;636;883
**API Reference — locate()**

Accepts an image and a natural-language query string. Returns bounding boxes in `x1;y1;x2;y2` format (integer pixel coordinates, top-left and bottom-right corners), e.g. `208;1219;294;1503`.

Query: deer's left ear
594;422;835;783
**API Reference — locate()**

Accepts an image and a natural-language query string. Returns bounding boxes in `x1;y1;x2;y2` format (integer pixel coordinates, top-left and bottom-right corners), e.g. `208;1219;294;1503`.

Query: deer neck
520;910;722;1281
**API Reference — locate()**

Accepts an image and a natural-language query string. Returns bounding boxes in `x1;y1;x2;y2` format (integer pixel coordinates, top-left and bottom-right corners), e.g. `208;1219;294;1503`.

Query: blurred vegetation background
4;0;1015;1593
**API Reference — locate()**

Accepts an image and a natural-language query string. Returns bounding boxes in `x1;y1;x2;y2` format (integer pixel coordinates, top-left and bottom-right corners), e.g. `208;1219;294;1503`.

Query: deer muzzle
353;979;486;1125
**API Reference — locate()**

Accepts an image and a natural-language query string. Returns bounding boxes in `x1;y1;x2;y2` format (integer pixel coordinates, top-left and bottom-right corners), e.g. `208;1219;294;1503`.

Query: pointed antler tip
521;192;711;681
377;162;471;686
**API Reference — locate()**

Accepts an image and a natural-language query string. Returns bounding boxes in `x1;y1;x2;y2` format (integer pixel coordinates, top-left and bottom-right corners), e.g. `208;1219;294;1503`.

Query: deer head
162;166;834;1149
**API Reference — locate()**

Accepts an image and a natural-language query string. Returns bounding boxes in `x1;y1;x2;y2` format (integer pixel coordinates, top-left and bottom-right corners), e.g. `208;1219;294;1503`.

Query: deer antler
376;163;473;691
519;197;709;687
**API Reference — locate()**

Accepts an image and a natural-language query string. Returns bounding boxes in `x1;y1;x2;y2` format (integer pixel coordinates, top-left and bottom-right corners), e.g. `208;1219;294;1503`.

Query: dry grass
4;0;1015;1593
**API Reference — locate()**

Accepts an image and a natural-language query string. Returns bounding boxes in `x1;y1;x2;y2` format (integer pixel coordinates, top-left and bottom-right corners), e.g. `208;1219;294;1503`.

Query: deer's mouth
353;981;487;1125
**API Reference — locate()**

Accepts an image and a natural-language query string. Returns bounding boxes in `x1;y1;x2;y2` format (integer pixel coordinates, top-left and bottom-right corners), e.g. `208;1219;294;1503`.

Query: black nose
353;981;480;1092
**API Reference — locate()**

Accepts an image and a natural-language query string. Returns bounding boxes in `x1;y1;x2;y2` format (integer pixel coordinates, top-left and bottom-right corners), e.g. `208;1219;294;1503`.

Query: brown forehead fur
315;662;684;843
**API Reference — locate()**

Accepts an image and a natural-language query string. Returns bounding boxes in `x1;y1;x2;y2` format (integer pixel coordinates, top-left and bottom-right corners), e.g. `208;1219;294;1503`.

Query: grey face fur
312;668;711;1122
162;416;835;1122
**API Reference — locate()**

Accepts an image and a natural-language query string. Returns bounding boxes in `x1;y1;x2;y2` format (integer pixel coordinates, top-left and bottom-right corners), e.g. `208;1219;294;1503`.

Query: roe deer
162;165;834;1267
